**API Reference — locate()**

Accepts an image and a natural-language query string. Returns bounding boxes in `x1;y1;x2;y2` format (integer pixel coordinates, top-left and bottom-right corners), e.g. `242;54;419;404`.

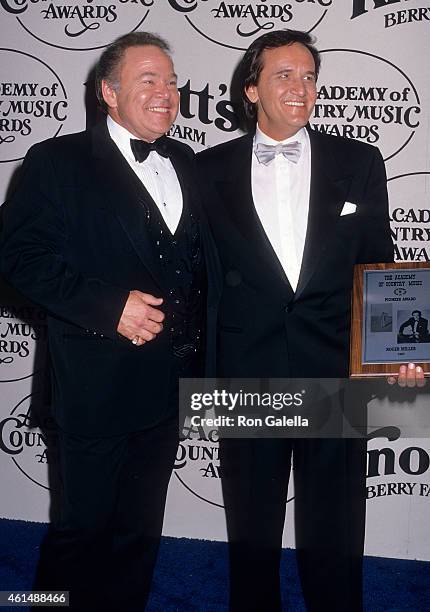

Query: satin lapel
91;121;169;293
168;143;192;215
216;136;293;295
295;129;352;299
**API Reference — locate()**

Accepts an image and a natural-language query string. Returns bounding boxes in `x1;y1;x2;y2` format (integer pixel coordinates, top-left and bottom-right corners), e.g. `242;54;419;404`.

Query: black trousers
33;416;179;612
220;437;367;612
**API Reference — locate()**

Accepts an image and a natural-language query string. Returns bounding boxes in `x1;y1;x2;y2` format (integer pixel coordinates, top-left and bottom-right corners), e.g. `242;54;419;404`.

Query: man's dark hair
412;310;422;316
95;32;171;113
238;29;321;122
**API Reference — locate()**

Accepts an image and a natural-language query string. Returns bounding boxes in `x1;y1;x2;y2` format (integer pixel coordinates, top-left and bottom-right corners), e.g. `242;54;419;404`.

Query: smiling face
245;42;317;141
102;45;179;142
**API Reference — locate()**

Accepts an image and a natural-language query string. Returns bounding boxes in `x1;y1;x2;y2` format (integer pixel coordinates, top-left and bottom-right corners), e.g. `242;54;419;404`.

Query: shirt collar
107;115;147;161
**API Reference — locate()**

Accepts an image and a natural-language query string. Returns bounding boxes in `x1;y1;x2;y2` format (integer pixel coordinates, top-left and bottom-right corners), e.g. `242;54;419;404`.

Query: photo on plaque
397;309;430;344
370;303;392;333
362;267;430;365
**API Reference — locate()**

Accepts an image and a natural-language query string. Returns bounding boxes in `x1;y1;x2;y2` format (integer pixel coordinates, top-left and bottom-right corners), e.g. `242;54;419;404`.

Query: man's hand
117;290;165;346
387;363;426;388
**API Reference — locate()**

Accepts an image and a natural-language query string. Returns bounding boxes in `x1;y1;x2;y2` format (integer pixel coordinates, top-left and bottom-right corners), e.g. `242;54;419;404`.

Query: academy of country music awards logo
388;172;430;263
167;0;333;50
351;0;430;28
0;392;59;491
312;49;421;162
174;423;223;508
173;424;430;507
0;0;155;51
0;49;68;163
0;303;47;382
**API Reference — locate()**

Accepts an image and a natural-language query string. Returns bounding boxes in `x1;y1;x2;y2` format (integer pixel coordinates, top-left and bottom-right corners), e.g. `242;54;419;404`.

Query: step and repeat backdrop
0;1;429;561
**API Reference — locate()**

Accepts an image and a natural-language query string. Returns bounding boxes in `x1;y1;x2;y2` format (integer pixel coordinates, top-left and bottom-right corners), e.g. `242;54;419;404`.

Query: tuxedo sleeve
360;146;394;264
0;143;129;339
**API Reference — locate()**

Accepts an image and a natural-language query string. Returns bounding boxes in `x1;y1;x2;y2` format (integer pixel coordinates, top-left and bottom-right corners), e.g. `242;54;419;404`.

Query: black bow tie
130;136;170;162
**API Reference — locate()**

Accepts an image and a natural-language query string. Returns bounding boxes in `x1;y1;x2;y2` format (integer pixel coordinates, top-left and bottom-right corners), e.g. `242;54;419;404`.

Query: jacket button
285;303;294;313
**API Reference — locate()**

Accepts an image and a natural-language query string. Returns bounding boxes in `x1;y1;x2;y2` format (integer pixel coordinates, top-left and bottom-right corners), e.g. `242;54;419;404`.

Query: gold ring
132;336;140;345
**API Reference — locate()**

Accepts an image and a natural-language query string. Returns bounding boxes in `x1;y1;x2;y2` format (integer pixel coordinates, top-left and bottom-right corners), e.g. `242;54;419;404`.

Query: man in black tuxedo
197;30;416;611
1;32;207;611
398;310;430;342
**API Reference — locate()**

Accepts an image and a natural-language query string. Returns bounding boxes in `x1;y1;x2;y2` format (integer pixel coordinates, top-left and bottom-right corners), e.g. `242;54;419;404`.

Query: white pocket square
340;201;357;216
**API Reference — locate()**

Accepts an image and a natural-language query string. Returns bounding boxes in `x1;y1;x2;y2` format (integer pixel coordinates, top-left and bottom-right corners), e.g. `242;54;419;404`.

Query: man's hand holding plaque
387;362;426;388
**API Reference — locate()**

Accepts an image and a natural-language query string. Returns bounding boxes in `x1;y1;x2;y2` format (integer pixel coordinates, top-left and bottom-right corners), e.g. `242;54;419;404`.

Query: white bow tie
254;141;302;165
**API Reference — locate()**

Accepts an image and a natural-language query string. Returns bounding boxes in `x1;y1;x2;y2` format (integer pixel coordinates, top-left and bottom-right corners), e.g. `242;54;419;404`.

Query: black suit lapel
90;121;172;294
295;128;352;298
216;135;294;297
168;143;192;215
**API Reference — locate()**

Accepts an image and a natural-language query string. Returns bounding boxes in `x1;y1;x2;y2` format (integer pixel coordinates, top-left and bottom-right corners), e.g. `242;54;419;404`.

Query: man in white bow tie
197;29;424;612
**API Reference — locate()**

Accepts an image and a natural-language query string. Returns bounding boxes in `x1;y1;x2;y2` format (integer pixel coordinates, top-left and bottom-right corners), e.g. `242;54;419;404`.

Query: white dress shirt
252;125;311;291
107;116;183;234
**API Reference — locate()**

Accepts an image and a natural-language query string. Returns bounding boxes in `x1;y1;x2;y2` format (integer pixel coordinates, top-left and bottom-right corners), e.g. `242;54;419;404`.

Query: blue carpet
0;518;429;611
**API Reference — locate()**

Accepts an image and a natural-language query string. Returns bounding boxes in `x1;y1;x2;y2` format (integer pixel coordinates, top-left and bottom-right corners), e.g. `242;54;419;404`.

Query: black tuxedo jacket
1;121;211;436
197;128;394;379
399;316;429;337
